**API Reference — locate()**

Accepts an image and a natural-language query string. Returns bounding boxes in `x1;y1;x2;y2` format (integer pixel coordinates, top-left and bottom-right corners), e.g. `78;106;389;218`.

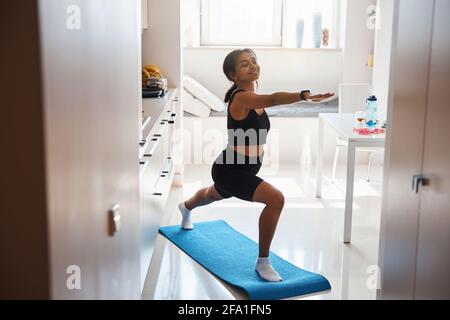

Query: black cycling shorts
211;147;265;202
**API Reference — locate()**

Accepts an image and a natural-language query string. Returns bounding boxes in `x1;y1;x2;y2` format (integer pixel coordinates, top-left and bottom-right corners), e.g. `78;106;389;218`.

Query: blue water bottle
365;95;378;132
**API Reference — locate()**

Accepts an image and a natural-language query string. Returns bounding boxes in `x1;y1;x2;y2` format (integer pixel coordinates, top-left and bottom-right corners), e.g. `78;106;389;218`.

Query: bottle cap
367;95;377;101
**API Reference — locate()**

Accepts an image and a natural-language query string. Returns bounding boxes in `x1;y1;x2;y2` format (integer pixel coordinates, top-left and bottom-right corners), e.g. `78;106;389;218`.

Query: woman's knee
268;191;285;209
206;185;224;201
253;182;285;208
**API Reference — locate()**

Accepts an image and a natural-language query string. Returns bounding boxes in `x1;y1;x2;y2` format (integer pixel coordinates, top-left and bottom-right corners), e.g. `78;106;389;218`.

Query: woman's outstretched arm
233;91;334;110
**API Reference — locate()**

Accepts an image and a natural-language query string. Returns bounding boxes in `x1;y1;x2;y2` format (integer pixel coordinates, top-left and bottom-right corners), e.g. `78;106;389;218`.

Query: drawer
141;120;172;194
139;160;149;179
153;156;174;196
141;138;164;194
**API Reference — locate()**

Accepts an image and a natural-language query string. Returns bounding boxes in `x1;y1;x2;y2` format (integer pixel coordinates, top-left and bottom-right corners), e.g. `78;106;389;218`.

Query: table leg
344;142;356;243
316;117;324;198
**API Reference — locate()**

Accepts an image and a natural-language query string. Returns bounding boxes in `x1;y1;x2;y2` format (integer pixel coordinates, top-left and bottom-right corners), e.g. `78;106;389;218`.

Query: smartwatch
300;90;311;101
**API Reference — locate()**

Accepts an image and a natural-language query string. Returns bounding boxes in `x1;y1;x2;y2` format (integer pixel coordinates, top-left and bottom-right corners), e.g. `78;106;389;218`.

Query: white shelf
142;88;177;131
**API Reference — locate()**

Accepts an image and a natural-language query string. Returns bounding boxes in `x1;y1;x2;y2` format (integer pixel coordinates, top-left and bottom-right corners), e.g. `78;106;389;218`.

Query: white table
316;113;386;243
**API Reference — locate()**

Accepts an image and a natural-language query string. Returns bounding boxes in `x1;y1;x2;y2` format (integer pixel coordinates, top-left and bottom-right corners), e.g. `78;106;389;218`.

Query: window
200;0;283;46
200;0;340;48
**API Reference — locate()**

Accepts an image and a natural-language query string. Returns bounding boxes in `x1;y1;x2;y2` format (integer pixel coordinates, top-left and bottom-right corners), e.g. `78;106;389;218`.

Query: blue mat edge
159;220;332;299
159;221;253;297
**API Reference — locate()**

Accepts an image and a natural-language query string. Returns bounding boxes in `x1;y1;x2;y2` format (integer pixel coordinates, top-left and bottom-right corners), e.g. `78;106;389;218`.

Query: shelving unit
138;89;180;292
138;0;183;294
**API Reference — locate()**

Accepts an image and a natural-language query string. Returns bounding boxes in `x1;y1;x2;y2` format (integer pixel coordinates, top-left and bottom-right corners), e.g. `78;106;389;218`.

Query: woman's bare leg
252;182;285;257
252;181;285;282
179;185;224;230
184;185;224;210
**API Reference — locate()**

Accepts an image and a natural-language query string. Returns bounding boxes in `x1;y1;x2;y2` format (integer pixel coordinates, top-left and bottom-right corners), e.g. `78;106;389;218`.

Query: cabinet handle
143;138;160;158
161;157;172;174
153;121;168;137
108;204;121;236
139;160;149;178
139;127;154;151
154;158;173;195
412;174;431;193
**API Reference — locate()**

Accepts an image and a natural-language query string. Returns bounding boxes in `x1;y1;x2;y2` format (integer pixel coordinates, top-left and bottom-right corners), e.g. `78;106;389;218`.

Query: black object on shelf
142;88;165;98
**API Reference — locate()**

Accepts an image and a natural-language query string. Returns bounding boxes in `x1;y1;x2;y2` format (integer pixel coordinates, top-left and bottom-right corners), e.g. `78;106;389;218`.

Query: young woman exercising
178;49;334;282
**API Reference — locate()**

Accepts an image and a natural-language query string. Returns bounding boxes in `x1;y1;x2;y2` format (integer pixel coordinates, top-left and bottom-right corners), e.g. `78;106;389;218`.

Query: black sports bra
227;89;271;147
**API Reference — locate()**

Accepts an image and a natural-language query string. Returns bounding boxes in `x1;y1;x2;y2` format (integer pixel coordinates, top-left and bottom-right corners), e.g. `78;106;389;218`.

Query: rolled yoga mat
159;220;331;300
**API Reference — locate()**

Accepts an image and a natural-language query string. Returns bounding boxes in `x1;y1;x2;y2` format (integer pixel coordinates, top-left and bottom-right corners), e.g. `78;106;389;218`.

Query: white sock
178;202;193;230
255;257;283;282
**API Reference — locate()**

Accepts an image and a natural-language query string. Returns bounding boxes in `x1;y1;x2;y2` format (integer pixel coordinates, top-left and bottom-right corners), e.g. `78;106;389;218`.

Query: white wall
372;0;396;121
181;0;200;48
341;0;377;83
184;47;343;99
142;0;182;88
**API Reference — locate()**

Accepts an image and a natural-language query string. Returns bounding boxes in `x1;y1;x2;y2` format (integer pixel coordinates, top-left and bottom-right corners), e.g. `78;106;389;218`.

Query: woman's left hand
304;92;335;102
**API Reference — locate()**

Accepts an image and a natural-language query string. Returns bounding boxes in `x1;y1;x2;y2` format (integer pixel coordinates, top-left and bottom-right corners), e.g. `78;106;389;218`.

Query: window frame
199;0;341;49
200;0;283;47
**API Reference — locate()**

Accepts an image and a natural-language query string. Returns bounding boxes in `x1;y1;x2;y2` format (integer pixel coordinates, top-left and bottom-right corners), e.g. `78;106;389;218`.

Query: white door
378;0;450;299
377;0;434;299
414;0;450;299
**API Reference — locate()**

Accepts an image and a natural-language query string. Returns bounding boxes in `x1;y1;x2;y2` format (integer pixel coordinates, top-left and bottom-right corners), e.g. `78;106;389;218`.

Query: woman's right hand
304;92;335;102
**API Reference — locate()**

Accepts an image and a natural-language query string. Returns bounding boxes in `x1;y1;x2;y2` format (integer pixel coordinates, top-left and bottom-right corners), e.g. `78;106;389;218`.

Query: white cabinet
139;0;183;292
138;89;179;292
142;0;183;185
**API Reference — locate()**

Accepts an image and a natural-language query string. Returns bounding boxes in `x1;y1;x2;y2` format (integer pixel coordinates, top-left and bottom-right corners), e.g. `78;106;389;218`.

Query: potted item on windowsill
322;28;329;47
296;18;304;48
312;12;322;48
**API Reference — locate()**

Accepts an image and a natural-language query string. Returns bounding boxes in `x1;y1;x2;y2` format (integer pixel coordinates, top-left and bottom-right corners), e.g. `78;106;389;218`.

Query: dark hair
223;48;257;103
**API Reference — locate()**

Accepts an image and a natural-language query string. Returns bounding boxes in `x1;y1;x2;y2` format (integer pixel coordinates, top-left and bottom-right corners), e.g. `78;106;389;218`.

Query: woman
178;49;334;282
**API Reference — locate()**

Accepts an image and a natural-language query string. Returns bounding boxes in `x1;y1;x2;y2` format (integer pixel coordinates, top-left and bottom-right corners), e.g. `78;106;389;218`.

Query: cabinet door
377;0;434;299
414;0;450;299
39;0;141;299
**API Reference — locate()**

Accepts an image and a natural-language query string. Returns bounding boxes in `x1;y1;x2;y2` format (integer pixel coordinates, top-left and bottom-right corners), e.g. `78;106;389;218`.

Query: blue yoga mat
159;220;331;300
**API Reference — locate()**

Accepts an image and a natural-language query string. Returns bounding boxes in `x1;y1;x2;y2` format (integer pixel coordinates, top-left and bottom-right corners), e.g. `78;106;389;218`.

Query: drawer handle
139;160;149;177
154;159;173;195
168;113;177;124
161;157;172;174
153;121;168;137
144;138;160;157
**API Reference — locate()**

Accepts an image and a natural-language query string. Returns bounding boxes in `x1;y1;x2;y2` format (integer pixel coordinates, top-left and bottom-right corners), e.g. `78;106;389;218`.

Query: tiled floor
143;161;383;300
